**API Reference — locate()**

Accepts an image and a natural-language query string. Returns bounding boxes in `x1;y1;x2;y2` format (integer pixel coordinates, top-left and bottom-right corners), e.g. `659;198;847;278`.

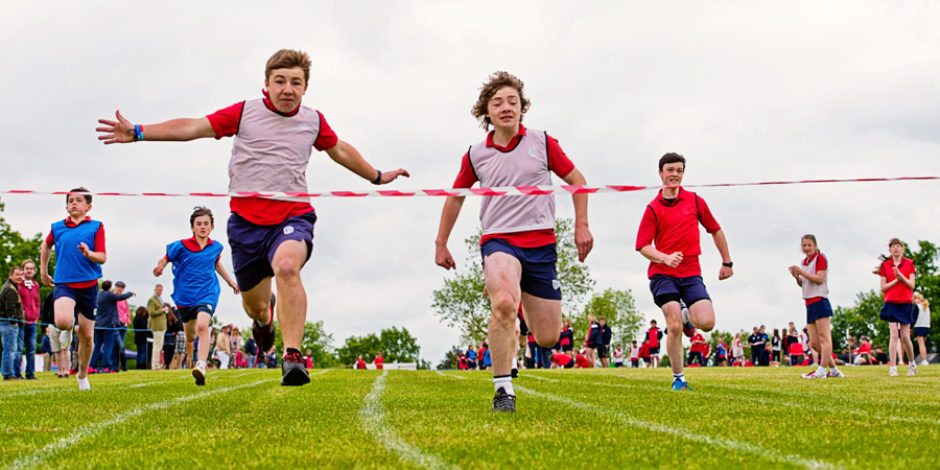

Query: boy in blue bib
40;187;107;391
154;207;238;385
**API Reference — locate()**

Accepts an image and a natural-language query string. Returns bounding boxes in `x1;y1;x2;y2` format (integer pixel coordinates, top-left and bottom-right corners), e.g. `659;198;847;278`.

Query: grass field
1;366;938;469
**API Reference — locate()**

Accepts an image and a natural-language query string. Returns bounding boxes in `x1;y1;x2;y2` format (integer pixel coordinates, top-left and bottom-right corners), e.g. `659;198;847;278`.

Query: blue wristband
134;124;143;142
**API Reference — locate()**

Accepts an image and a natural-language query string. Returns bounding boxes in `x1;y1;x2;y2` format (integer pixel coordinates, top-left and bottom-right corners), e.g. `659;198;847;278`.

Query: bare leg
687;299;716;331
484;252;523;378
75;316;95;380
888;322;900;367
662;301;684;375
917;336;928;363
272;240;308;351
899;324;916;366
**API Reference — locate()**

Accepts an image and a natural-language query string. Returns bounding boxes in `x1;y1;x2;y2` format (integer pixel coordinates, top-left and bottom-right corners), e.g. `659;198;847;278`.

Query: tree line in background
0;203;425;368
433;219;645;369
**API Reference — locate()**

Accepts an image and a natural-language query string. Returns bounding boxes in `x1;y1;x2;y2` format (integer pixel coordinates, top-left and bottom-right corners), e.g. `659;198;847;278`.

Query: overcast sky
2;1;939;364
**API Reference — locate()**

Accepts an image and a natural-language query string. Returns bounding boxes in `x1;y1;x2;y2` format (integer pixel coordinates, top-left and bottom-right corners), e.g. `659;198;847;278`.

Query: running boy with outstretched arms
97;49;409;385
154;207;239;385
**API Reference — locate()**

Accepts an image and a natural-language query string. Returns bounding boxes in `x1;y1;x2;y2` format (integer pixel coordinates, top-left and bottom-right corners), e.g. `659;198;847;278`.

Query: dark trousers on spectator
135;341;149;369
688;351;704;366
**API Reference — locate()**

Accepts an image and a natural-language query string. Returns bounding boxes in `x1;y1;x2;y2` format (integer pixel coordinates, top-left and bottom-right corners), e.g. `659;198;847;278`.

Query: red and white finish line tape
2;176;936;199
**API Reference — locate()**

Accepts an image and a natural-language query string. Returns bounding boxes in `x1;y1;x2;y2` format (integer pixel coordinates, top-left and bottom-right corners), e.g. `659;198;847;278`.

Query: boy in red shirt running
635;153;733;390
435;72;593;412
97;50;408;386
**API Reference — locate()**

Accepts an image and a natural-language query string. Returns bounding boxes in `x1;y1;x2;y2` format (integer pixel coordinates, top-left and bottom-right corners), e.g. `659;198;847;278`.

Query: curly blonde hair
471;71;530;130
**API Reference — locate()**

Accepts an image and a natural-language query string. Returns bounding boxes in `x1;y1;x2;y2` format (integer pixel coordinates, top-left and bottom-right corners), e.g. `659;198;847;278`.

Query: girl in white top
612;344;625;367
913;293;931;366
732;333;744;364
789;234;843;379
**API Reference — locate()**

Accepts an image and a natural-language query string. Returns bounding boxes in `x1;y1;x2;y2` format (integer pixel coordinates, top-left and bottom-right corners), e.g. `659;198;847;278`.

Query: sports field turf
1;366;937;469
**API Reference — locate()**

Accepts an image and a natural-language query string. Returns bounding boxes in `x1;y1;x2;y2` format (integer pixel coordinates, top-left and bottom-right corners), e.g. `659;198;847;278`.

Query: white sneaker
77;377;91;391
802;369;827;379
907;364;917;376
919;360;929;366
888;366;898;377
827;369;845;378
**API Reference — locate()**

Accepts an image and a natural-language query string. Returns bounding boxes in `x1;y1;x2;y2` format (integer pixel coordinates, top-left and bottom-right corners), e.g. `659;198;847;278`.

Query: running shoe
252;317;277;354
192;366;206;386
671;378;692;391
281;351;311;386
888;366;898;377
492;387;516;413
682;322;696;338
907;363;917;376
919;360;929;366
802;369;827;379
827;369;845;378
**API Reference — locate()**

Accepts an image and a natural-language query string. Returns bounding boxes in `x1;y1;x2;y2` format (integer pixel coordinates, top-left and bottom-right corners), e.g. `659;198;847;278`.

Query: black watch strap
722;261;733;268
371;169;382;185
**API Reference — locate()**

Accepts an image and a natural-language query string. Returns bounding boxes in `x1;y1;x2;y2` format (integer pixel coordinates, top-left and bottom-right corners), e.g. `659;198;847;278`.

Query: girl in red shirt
877;238;917;377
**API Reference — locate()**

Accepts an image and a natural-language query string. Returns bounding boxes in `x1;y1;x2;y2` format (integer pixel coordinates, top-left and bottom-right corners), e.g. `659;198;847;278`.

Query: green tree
0;201;54;351
336;326;421;365
301;320;339;368
432;218;596;343
437;345;463;370
831;290;885;349
574;288;643;348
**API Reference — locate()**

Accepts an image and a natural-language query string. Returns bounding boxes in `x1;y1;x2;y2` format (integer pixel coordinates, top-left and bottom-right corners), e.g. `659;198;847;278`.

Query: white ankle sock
673;372;685;382
494;375;514;396
197;361;207;369
77;377;90;390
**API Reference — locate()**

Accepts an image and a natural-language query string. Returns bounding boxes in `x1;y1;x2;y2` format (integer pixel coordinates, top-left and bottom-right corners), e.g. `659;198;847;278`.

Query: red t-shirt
574;354;591;368
45;217;106;288
879;257;916;303
551;353;573;366
690;333;707;353
635;188;721;278
452;124;576;248
206;97;339;225
802;252;828;305
374;356;384;370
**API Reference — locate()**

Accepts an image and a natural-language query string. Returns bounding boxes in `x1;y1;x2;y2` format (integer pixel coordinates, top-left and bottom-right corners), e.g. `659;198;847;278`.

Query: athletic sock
197;361;207;370
681;308;689;325
816;366;826;375
77;377;90;391
494;375;515;396
673;372;685;382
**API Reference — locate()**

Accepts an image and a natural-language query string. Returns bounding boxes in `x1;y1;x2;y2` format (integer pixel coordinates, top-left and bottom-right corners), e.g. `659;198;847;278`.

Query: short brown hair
8;266;22;278
889;237;903;248
67;187;92;204
658;153;686;171
190;206;214;227
801;234;818;246
265;49;311;84
471;71;530;130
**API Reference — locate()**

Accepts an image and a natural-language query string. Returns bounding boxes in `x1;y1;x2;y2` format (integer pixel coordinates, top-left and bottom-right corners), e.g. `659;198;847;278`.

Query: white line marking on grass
516;384;842;470
360;370;457;470
585;380;937;426
8;379;272;470
435;371;466;379
518;374;558;382
310;369;329;376
3;378;164;398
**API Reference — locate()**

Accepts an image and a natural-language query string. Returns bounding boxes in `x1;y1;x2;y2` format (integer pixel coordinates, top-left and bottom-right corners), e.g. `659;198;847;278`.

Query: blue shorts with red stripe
227;211;317;291
649;274;710;308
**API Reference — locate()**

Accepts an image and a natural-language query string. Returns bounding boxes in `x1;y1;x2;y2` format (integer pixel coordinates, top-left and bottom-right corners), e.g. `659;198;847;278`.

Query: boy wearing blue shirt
154;207;238;385
40;188;107;390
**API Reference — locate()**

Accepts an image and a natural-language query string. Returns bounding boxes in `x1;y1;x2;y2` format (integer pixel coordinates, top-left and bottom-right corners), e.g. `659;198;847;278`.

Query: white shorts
48;326;72;353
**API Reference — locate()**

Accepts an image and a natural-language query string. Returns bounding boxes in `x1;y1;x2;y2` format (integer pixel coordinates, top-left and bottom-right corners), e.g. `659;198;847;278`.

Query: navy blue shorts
53;284;98;321
880;302;915;324
649;275;710;308
481;239;561;300
914;326;930;337
177;304;214;324
806;298;833;324
228;211;317;291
